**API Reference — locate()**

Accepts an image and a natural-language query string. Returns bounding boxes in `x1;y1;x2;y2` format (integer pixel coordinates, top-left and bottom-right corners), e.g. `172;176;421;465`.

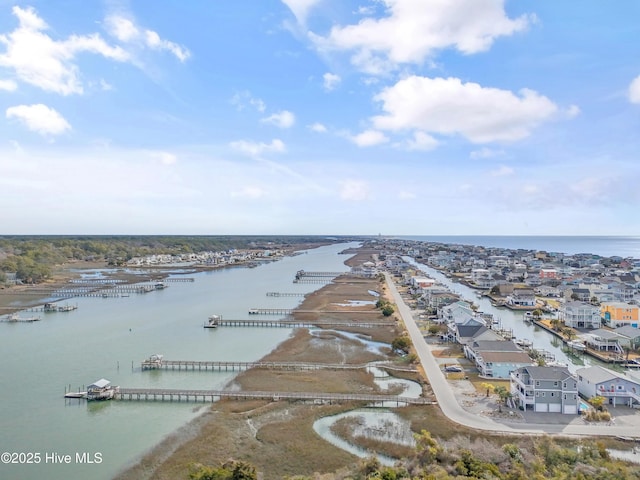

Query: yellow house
601;302;640;328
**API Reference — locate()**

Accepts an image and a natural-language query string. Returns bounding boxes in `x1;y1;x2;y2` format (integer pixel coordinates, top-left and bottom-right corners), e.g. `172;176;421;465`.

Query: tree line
0;235;349;284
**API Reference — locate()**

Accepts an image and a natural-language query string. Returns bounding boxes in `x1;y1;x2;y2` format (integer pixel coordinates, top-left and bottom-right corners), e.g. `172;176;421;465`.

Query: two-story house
510;365;579;414
576;365;640;408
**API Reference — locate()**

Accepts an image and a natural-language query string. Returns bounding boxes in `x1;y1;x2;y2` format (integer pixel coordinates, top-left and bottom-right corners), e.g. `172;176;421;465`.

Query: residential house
569;288;592;302
576;366;640;408
510;365;579;414
464;340;533;378
613;326;640;350
601;302;639;328
560;301;601;329
453;324;502;346
506;288;536;307
438;301;474;324
583;329;624;359
539;268;558;280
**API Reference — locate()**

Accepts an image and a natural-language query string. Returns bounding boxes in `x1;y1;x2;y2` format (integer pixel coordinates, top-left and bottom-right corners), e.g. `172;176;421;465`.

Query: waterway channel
0;242;357;480
404;257;602;373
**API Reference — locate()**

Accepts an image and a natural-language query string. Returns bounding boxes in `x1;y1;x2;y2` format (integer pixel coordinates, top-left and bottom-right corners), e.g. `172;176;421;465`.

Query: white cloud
308;122;327;132
148;151;177;165
398;190;416;200
490;165;515;177
261;110;296;128
0;6;130;95
230;91;266;112
6;103;71;135
0;79;17;91
231;186;266;199
340;180;370;201
470;147;505;159
312;0;532;74
105;15;190;62
629;75;640;104
372;76;560;143
323;72;341;91
230;139;286;157
350;129;389;147
403;131;438;151
281;0;323;25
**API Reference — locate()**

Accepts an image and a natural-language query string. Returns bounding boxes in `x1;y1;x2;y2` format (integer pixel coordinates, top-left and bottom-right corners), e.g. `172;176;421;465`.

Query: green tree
391;336;411;355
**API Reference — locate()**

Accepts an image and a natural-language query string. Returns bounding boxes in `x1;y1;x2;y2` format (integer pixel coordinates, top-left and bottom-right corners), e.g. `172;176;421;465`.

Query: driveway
384;273;640;439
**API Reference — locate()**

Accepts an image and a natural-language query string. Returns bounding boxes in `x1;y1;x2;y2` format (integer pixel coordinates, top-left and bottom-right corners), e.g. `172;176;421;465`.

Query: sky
0;0;639;236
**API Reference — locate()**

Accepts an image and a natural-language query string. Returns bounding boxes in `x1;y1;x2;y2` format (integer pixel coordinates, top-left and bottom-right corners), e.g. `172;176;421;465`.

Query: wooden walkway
213;318;396;328
141;359;417;373
266;292;306;297
115;388;431;406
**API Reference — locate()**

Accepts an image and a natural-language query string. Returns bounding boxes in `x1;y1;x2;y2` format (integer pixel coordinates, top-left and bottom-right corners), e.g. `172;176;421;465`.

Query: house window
535;392;539;397
563;394;567;400
550;392;555;397
573;394;577;399
554;381;558;386
536;381;540;386
563;382;567;388
541;392;545;397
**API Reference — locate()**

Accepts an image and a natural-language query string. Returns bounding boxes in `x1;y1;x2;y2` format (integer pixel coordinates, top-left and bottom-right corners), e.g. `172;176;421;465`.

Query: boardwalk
141;358;417;373
212;318;396;328
116;388;431;406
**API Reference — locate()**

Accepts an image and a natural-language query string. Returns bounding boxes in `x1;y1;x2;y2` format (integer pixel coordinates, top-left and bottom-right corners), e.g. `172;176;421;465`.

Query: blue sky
0;0;639;235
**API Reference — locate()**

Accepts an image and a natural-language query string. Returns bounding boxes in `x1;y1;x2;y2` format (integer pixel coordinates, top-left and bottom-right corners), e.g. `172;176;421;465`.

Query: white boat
515;338;533;348
4;313;41;323
204;314;221;328
567;340;586;352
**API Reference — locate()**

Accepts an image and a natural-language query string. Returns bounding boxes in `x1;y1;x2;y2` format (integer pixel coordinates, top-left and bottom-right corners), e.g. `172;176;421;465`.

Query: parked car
444;365;463;372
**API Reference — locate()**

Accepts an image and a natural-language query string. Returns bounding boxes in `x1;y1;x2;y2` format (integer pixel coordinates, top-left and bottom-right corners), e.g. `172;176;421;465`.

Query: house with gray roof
510;365;579;414
464;340;532;378
576;365;640;408
453;324;502;346
613;325;640;349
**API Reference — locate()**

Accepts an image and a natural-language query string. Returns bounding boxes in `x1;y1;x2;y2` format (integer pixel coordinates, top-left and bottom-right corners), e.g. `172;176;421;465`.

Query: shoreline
113;248;416;480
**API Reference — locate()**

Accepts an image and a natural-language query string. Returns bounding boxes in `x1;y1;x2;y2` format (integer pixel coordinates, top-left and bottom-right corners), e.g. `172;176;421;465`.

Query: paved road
385;273;640;439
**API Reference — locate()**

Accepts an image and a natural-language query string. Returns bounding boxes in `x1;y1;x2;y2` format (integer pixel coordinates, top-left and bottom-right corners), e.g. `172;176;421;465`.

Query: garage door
564;405;577;415
535;403;548;412
549;403;562;413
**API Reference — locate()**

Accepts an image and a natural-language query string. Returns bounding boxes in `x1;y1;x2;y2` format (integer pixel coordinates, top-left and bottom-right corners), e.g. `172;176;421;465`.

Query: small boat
154;282;167;290
515;338;533;348
567;340;586;352
4;313;41;323
204;314;221;328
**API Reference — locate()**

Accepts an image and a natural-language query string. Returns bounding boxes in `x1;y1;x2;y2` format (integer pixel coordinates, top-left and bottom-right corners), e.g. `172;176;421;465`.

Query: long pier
141;359;416;373
213;318;396;328
266;292;306;297
115;388;431;406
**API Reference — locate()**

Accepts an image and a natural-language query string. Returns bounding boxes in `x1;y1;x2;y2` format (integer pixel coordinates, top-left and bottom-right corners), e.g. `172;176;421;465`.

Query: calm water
397;235;640;259
0;242;357;480
406;257;601;373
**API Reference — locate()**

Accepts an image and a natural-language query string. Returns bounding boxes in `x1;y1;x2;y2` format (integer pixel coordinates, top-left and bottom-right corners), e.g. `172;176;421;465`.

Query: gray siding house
510;365;579;414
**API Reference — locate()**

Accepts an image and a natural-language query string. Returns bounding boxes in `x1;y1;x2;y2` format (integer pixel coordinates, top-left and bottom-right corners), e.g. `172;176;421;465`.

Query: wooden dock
266;292;306;297
214;318;396;328
115;388;431;406
141;359;416;373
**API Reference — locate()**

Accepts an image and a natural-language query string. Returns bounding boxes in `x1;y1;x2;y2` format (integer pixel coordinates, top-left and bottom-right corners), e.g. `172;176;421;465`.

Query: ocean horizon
394;235;640;259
